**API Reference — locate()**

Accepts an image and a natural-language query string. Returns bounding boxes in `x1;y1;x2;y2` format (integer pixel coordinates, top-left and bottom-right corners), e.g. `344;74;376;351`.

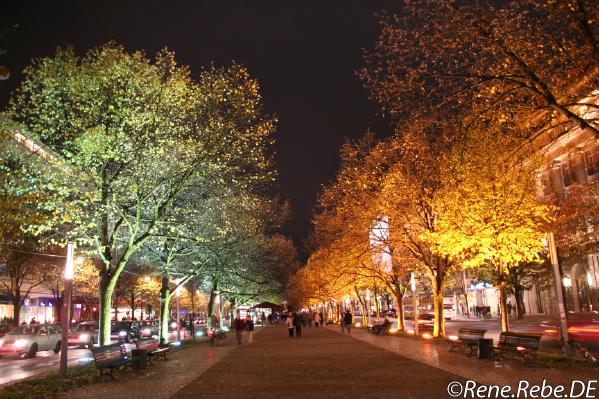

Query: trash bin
478;338;493;359
131;349;148;370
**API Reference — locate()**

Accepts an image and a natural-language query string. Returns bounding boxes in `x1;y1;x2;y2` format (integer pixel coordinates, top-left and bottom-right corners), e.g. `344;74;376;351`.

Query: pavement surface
63;339;235;399
173;325;464;399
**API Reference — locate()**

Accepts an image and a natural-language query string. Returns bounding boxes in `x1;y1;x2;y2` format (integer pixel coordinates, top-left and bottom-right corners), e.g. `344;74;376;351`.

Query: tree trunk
499;282;510;332
12;299;21;325
374;289;380;321
392;280;406;331
206;280;217;329
353;287;367;326
100;287;115;345
514;286;525;320
431;276;445;337
98;275;112;345
159;276;171;345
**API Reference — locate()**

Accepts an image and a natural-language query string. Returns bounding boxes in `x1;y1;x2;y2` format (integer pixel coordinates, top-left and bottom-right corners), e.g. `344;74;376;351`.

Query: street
1;318;597;388
0;331;186;386
0;347;91;386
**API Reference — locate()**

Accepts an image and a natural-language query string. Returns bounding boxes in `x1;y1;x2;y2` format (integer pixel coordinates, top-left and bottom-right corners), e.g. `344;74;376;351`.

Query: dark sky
1;1;400;258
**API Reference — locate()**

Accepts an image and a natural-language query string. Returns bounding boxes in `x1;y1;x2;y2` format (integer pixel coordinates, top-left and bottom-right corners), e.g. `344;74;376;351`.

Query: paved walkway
174;326;463;399
341;326;599;388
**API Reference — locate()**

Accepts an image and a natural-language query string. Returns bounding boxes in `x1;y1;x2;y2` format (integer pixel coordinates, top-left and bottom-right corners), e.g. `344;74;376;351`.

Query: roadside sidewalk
334;326;598;388
61;335;242;399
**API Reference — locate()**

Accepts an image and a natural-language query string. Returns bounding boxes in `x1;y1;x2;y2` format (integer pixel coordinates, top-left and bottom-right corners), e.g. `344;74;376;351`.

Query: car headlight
14;339;28;348
79;333;90;341
118;331;127;337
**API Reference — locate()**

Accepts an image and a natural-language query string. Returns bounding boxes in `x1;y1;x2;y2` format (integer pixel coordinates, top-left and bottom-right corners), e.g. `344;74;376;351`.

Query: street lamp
59;243;74;378
547;232;570;356
176;285;181;342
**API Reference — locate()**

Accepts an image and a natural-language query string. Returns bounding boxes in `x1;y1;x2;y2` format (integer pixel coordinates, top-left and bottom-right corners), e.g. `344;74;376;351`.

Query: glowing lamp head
64;243;75;280
563;276;572;288
406;329;415;334
448;335;459;341
422;333;433;340
389;328;398;334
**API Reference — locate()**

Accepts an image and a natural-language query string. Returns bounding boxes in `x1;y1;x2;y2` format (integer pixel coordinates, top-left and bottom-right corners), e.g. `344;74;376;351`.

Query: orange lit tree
422;129;553;332
360;0;599;143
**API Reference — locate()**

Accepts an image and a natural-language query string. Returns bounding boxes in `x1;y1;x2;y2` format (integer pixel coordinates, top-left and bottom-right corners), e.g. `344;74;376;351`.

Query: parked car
68;321;98;348
110;321;141;342
140;320;160;338
0;324;62;358
382;309;397;318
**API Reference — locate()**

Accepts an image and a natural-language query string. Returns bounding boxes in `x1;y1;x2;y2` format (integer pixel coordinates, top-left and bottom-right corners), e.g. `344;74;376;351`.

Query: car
382;309;397;318
140;320;160;338
110;321;141;342
68;321;98;348
0;324;62;358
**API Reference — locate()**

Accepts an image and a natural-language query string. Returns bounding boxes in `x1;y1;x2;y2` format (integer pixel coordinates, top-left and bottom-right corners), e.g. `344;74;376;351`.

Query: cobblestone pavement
173;325;464;399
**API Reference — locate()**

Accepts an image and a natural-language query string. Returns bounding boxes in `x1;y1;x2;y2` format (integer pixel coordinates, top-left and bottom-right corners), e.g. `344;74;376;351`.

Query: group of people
339;310;353;333
285;310;324;338
232;311;255;345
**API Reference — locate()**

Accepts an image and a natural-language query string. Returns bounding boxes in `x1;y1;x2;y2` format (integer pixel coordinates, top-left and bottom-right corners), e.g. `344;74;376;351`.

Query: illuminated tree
376;132;456;337
361;0;599;142
422;129;554;332
309;135;412;330
8;43;275;344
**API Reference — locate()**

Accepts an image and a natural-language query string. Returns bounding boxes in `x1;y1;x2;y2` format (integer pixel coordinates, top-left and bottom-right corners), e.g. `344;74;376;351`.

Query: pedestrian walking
245;315;254;344
233;311;245;345
293;312;303;338
343;310;353;333
314;312;320;327
286;312;294;338
261;312;267;326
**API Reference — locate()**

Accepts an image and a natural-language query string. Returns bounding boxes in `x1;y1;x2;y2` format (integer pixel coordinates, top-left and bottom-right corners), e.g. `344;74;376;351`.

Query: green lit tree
8;43;275;344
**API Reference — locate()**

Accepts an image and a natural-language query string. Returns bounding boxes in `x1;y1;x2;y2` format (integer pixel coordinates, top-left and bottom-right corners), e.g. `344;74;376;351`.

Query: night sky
0;1;400;257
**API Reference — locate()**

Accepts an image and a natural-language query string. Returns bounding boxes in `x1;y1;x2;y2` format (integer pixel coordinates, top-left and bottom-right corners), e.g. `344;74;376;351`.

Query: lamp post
548;232;570;356
59;243;74;378
176;286;181;342
411;272;419;336
143;275;150;320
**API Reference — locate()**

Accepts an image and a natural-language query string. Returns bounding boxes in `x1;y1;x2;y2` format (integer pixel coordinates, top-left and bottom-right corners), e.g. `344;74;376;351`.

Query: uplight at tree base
422;333;433;340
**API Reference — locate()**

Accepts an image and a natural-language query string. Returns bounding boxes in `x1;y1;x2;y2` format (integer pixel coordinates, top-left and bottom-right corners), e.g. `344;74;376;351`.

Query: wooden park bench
135;338;170;365
91;343;133;381
448;328;487;356
493;332;542;365
367;322;393;335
